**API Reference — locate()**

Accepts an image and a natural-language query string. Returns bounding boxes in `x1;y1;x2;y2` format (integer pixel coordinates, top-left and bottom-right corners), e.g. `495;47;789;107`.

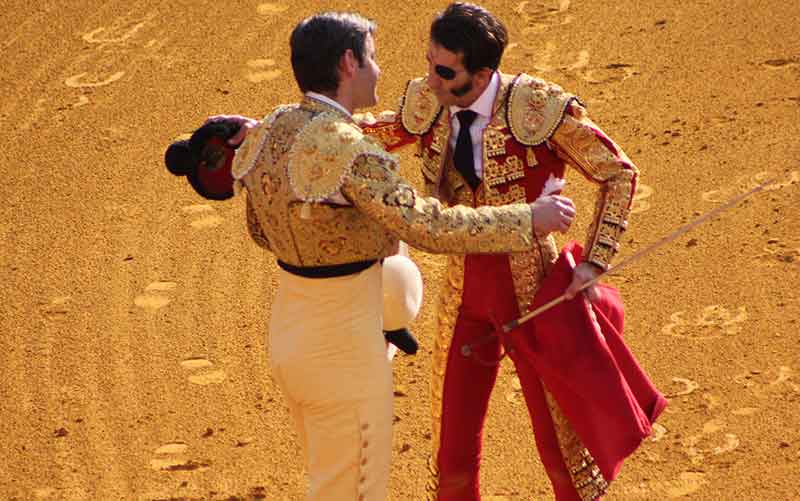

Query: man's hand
205;114;259;146
530;195;576;235
564;262;603;302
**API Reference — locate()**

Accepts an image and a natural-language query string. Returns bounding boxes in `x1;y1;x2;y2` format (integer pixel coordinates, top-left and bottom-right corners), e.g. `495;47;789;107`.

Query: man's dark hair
290;12;376;94
430;3;507;74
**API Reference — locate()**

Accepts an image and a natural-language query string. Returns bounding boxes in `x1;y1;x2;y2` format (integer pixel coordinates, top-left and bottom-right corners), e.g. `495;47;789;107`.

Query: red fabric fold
518;241;667;482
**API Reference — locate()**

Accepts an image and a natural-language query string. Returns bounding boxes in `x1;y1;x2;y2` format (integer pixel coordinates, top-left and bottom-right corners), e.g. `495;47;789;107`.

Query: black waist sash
277;259;377;279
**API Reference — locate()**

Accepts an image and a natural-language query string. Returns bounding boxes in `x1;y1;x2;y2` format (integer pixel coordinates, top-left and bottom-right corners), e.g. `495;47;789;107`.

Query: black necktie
454;110;480;190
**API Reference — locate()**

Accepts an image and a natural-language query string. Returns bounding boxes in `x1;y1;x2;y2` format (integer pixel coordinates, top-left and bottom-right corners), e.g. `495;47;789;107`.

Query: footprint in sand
82;20;148;44
661;305;748;340
72;95;90;108
64;71;126;88
245;58;283;84
257;3;289;15
182;204;223;229
134;282;177;310
665;376;699;398
41;296;72;321
150;442;210;472
517;0;574;36
753;239;800;267
681;419;741;465
760;57;800;70
700;170;799;203
631;183;654;214
20;98;48;131
615;471;708;498
650;422;668;442
733;366;797;399
524;41;558;72
182;358;227;386
582;63;637;85
504;375;524;404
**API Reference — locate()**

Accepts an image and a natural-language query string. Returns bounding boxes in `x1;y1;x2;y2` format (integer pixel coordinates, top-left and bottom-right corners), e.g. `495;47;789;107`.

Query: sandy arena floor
1;1;798;499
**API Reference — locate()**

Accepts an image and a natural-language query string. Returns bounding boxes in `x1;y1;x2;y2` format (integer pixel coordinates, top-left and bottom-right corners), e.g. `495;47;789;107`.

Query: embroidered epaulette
287;112;396;202
507;73;579;146
400;77;442;135
232;104;298;181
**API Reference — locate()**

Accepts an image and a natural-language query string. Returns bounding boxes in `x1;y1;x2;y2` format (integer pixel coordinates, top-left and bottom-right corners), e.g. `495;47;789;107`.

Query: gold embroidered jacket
359;73;639;274
231;97;538;267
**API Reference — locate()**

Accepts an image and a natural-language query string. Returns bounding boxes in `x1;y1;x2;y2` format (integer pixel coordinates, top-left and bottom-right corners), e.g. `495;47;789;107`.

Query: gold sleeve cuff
552;103;639;269
341;153;534;255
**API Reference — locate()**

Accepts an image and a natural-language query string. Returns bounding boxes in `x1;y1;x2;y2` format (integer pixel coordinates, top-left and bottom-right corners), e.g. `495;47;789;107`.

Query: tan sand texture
1;0;798;499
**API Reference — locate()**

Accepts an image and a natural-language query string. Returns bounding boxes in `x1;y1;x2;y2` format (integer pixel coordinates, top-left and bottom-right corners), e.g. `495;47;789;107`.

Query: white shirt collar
449;71;500;119
305;91;352;118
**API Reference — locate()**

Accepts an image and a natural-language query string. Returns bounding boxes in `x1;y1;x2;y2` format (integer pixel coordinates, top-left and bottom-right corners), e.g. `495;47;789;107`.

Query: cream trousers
269;262;393;500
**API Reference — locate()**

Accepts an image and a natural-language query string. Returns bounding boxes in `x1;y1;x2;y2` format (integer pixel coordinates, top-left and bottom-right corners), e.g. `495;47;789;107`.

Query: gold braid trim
551;103;638;270
232;104;298;182
427;256;465;499
400;77;443;135
507;73;578;146
287;112;397;203
544;391;610;500
509;236;608;500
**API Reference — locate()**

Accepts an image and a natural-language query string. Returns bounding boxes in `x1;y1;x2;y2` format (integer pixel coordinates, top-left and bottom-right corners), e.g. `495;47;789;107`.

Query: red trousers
435;253;590;501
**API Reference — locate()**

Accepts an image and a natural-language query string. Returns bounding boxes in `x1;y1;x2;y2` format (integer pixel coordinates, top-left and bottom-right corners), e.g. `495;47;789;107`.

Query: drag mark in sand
661;305;748;339
182;204;223;229
245;58;282;84
134;282;177;310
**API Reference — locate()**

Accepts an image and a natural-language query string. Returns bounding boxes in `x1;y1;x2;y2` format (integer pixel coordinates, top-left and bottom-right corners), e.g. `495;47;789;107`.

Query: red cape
518;241;667;482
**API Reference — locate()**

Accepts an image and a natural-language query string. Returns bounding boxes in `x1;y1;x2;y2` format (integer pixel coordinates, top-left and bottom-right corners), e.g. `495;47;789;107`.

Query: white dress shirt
306;91;352;118
448;71;500;180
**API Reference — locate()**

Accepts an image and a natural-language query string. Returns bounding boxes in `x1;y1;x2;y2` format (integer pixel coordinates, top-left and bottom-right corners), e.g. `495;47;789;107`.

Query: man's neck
306;90;353;116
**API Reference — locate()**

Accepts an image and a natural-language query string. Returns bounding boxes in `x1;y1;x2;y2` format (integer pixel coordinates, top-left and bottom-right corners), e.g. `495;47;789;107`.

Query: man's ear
338;48;358;79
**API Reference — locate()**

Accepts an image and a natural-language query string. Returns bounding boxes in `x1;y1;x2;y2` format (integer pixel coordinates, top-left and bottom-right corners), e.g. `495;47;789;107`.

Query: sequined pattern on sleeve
551;103;639;270
341;152;535;255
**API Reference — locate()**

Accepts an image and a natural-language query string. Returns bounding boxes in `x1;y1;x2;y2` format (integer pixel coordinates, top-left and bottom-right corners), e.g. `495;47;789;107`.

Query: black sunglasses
434;64;459;80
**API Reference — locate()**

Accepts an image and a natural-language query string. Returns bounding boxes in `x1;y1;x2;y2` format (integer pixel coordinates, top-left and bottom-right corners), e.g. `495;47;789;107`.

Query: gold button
361;457;368;466
362;440;369;448
361;423;369;430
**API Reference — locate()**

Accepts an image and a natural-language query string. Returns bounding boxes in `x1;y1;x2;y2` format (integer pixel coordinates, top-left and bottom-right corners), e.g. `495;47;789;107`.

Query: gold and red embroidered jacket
360;73;638;276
